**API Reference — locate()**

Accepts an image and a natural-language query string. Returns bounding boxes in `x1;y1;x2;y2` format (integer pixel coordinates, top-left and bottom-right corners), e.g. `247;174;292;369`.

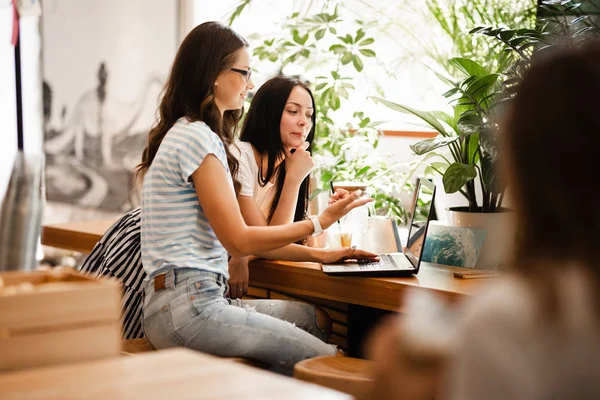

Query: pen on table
453;271;501;279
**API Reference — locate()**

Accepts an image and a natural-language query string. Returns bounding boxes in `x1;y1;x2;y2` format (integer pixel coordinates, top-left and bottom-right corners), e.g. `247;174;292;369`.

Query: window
191;0;458;134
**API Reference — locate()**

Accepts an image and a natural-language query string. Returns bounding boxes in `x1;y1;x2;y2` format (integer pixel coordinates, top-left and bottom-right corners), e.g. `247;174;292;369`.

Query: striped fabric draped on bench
79;207;147;339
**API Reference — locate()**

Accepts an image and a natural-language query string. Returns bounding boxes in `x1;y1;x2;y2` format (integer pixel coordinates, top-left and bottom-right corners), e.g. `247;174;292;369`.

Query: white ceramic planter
446;206;513;228
445;206;515;269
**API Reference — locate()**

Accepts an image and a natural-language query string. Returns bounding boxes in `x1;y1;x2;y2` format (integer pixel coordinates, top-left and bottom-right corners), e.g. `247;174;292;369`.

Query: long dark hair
504;43;600;315
135;22;247;193
239;76;316;223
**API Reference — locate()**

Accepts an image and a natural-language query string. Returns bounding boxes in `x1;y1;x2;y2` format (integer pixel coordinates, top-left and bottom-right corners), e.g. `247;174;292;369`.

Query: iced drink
340;231;353;247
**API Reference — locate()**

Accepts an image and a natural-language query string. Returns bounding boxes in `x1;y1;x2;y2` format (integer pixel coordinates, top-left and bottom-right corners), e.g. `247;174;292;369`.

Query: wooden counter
0;348;351;399
42;218;491;355
42;219;481;312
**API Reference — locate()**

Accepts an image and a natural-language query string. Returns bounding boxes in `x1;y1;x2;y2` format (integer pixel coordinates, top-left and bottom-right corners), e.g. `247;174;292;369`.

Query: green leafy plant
229;1;411;223
345;0;536;86
372;0;600;213
415;0;537;74
372;57;507;213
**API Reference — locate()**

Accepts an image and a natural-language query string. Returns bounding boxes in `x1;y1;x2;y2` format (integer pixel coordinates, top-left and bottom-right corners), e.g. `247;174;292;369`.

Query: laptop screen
405;179;436;268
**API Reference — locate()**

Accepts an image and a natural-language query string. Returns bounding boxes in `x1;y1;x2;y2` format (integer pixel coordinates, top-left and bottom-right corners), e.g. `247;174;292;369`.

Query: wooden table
42;219;117;254
41;219;481;311
42;219;486;356
247;259;480;311
0;348;351;399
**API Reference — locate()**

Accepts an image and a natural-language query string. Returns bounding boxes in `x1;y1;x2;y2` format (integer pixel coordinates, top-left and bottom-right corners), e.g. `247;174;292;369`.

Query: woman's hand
319;189;373;229
365;316;444;400
328;189;346;204
319;246;379;264
227;256;249;299
285;141;314;185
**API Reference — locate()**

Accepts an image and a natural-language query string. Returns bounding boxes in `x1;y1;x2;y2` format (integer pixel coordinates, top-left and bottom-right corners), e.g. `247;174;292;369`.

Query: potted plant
372;0;599;226
372;56;508;226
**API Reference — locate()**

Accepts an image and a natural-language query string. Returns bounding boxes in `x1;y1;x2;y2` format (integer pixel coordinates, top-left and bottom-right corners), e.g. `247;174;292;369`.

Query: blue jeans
142;268;337;375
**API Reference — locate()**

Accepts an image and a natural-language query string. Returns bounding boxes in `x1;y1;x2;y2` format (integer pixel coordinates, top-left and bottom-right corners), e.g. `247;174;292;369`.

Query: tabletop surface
0;348;352;400
42;219;490;310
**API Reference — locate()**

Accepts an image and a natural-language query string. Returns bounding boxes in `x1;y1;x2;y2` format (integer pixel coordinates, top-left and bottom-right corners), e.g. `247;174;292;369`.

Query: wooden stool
121;338;270;369
294;356;373;399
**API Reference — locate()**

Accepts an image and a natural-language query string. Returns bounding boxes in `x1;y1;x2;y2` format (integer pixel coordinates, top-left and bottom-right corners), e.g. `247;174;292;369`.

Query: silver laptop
322;179;436;277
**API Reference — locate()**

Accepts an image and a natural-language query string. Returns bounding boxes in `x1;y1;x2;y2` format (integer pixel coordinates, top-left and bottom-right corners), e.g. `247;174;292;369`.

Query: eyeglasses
230;67;252;82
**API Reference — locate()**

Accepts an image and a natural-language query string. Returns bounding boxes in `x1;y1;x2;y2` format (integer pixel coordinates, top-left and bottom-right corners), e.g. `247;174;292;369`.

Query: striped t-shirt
141;118;233;279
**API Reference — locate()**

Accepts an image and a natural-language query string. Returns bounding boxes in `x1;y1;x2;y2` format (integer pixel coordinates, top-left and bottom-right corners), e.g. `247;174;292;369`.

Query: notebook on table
322;179;436;277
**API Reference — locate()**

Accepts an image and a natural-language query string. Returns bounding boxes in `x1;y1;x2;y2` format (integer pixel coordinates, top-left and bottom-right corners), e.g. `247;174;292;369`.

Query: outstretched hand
365;316;444;400
328;188;346;204
320;189;373;229
320;246;379;264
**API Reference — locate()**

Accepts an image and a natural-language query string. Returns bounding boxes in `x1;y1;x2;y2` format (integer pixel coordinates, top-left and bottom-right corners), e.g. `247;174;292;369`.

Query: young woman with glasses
135;21;377;375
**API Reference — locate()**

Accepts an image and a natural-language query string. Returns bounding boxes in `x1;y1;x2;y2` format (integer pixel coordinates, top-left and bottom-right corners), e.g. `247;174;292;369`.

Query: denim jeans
143;268;337;375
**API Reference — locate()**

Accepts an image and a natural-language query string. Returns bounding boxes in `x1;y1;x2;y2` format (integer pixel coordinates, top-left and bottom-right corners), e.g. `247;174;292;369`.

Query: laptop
322;179;436;277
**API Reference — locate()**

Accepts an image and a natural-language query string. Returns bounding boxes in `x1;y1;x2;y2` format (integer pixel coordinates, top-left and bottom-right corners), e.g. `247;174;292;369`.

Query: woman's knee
315;306;332;338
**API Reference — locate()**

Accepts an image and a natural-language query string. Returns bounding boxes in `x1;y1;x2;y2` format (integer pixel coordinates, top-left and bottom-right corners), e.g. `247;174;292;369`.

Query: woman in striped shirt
135;21;377;375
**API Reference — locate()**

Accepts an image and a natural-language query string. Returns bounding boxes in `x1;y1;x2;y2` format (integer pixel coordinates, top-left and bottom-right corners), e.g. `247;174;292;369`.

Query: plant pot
446;206;514;229
445;206;515;269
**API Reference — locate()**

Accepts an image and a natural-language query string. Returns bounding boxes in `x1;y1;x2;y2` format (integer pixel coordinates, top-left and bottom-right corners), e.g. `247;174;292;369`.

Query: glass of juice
338;223;354;248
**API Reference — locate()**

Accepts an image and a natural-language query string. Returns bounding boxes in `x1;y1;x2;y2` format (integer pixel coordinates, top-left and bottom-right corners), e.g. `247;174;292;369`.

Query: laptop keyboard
358;254;401;270
322;253;415;273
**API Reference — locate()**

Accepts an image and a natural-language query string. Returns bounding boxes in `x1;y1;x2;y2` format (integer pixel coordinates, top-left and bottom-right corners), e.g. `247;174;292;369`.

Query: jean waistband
147;268;226;292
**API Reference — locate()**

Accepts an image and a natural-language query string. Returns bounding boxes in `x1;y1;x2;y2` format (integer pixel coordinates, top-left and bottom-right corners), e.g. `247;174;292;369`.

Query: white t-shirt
419;267;600;399
230;141;277;218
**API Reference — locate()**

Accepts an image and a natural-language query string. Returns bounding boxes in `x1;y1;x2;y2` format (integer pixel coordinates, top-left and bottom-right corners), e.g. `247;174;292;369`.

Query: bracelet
309;215;323;237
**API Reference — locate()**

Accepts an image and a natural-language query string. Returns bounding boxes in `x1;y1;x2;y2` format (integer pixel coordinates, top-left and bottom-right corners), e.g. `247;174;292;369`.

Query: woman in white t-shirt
228;76;319;298
235;76;315;224
365;45;600;399
228;76;355;340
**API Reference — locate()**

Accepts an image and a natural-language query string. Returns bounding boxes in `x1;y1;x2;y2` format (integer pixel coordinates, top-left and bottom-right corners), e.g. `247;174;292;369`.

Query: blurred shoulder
459;276;536;336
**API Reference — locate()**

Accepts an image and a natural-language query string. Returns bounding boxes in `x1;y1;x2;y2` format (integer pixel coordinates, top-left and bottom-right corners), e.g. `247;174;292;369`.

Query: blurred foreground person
366;44;600;400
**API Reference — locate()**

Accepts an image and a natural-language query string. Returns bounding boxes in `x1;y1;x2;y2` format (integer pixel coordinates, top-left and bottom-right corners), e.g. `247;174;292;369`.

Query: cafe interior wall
2;1;179;230
0;1;465;230
40;0;178;224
